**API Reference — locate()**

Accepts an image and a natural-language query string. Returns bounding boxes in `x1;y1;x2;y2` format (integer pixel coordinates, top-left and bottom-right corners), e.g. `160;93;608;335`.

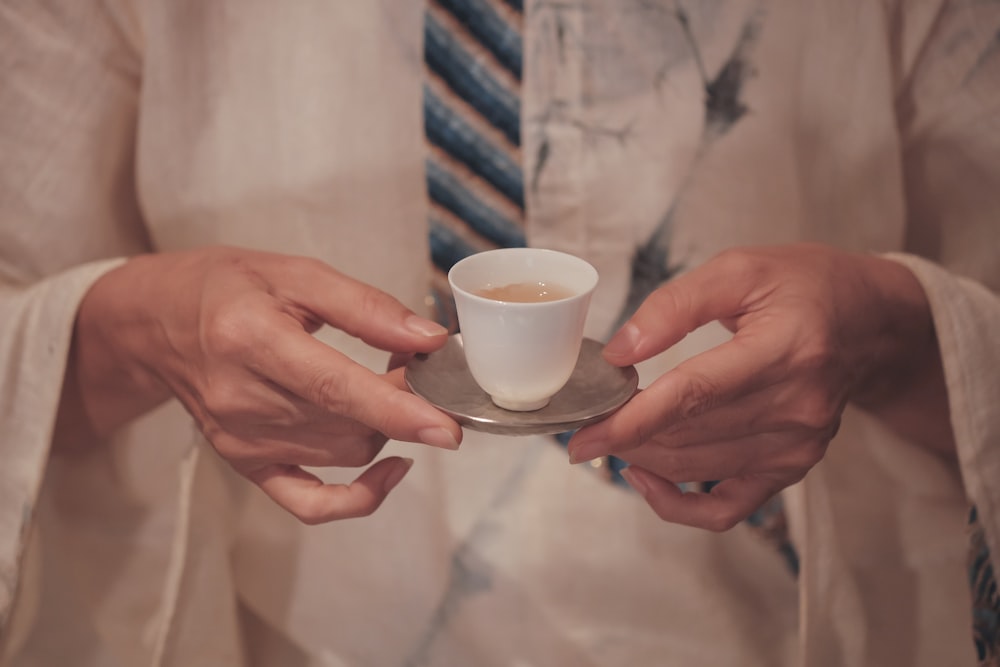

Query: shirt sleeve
0;0;148;634
889;255;1000;579
890;0;1000;641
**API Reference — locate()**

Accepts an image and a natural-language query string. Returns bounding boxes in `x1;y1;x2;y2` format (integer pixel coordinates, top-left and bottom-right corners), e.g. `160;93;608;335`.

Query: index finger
568;334;777;459
255;321;462;451
270;258;450;354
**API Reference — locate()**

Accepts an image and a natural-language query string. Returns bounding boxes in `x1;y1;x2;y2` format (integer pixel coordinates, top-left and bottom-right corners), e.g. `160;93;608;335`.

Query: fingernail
383;458;414;493
619;467;649;497
568;440;601;465
417;426;460;450
405;315;449;337
603;323;640;360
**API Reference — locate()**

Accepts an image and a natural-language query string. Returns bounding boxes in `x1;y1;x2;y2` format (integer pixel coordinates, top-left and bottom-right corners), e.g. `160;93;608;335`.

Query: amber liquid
474;281;575;303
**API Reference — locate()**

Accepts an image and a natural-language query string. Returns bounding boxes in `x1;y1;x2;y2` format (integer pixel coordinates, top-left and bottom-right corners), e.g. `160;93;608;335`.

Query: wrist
848;255;936;401
66;254;176;439
847;254;953;455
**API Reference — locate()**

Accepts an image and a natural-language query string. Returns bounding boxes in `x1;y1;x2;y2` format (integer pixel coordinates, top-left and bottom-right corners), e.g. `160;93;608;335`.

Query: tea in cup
448;248;598;411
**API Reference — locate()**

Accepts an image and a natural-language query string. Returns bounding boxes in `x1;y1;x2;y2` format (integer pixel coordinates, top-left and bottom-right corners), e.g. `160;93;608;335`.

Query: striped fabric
422;0;526;332
970;506;1000;665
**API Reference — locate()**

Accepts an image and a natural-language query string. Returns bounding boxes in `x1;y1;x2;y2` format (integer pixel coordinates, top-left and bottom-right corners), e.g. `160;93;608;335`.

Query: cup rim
447;248;599;306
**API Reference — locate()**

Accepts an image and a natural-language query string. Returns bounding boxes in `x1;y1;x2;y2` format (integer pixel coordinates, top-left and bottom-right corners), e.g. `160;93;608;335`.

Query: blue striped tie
422;0;527;333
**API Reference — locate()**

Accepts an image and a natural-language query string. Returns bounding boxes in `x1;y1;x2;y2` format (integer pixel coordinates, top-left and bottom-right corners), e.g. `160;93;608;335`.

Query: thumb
603;252;751;365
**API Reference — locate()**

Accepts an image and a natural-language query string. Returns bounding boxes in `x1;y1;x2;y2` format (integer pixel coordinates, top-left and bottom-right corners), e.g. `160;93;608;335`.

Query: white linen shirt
0;1;997;665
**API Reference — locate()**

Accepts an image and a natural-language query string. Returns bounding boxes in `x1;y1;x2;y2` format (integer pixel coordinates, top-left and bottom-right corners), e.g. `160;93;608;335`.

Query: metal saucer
404;335;639;436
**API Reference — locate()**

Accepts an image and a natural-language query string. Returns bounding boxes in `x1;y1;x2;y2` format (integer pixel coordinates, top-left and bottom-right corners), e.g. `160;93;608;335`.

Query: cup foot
490;396;551;412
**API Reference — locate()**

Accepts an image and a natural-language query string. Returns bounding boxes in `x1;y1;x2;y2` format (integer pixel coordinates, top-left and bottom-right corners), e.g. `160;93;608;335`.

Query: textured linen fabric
0;1;996;665
521;3;999;665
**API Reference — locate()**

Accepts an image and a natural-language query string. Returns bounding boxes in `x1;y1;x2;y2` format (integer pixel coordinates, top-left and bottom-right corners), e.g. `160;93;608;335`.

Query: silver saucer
404;335;639;436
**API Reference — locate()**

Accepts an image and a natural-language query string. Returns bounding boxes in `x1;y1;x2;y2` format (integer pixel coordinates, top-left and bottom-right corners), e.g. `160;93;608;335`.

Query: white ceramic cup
448;248;598;411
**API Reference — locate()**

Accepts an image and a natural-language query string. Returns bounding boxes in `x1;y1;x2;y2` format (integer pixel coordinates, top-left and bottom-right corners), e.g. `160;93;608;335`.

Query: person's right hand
64;246;462;523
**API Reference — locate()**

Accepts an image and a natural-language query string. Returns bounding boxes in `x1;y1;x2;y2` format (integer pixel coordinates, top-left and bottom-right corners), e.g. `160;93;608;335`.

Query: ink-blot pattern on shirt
423;1;998;661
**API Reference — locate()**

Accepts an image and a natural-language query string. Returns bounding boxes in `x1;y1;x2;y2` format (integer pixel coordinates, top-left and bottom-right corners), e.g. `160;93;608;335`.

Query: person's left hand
566;243;943;531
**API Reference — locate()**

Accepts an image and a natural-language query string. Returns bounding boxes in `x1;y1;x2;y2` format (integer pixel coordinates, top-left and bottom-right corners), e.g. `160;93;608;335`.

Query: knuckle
789;385;842;432
356;286;397;323
648;284;687;318
827;414;843;439
345;504;378;520
779;331;844;432
791;438;828;470
210;432;252;465
262;399;304;429
793;332;840;378
204;301;263;358
297;496;375;524
291;491;343;526
306;370;352;413
675;369;720;422
705;506;744;533
202;380;252;420
295;505;330;526
711;247;765;283
628;422;655;450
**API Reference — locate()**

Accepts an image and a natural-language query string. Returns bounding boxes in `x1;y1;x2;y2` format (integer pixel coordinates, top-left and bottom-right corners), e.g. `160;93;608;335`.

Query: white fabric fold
891;253;1000;564
0;259;125;653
